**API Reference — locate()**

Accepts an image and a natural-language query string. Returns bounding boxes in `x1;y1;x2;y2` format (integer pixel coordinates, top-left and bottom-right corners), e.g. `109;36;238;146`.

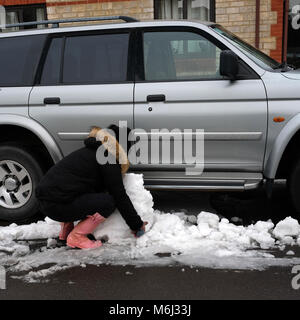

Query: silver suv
0;16;300;221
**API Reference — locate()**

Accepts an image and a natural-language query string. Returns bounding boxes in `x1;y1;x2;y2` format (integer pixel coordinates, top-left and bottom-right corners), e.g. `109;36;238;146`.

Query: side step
137;171;263;191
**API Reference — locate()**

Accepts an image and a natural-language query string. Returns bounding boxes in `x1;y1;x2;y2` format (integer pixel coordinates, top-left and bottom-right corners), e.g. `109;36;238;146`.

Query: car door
0;35;45;116
29;30;134;157
133;27;268;173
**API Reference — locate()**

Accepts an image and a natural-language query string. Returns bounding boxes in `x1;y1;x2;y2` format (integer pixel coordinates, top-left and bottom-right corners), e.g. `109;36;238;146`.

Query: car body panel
29;84;134;156
282;69;300;80
134;79;268;172
262;71;300;178
0;87;32;116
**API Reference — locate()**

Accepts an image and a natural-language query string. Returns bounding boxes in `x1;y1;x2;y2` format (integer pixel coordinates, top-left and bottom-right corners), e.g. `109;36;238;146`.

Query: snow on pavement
1;173;300;283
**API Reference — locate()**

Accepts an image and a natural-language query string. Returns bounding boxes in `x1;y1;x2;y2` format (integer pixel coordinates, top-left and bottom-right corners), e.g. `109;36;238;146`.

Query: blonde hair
88;126;129;174
89;126;101;138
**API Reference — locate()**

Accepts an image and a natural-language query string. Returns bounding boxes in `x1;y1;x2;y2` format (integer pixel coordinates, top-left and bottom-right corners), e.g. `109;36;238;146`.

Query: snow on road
1;173;300;283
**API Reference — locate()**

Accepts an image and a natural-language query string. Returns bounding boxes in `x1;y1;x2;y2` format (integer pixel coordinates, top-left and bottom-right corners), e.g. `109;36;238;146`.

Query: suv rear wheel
0;145;43;221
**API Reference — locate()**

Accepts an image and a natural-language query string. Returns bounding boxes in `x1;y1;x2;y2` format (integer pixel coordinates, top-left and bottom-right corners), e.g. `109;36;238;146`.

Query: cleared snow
273;217;300;239
93;174;155;244
1;173;300;283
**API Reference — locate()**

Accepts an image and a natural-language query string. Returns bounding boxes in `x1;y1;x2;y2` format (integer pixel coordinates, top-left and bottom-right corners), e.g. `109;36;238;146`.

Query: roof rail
1;15;139;30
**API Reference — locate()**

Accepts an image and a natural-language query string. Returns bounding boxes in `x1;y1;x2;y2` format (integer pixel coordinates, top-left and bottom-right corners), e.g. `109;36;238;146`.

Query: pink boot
59;222;74;241
67;213;105;249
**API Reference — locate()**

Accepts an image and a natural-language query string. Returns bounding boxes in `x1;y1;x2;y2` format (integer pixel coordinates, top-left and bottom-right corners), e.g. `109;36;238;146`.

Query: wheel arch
264;113;300;179
0;114;63;167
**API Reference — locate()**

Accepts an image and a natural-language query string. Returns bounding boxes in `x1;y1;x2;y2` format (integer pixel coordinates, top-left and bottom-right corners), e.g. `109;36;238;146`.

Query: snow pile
0;218;60;242
136;213;297;255
273;217;300;240
0;173;300;282
93;174;154;244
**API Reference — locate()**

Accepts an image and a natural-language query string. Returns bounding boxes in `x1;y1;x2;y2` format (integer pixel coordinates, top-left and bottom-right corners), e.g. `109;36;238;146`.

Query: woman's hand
132;221;148;238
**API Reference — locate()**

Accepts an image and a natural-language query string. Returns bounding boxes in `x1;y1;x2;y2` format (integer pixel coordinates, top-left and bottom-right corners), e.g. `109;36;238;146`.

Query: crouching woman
35;125;147;249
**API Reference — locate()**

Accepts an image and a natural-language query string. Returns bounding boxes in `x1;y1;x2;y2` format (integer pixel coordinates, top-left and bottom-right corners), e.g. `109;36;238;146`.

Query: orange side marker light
273;117;285;123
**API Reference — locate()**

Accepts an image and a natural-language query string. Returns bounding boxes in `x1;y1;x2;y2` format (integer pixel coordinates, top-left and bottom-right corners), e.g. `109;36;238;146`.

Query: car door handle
147;94;166;102
44;97;61;105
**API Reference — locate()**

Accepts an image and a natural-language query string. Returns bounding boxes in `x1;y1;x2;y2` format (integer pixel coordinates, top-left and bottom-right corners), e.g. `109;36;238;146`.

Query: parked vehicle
0;16;299;221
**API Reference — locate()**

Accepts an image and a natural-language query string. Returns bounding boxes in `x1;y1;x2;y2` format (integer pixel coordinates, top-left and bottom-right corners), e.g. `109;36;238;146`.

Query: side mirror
220;50;239;80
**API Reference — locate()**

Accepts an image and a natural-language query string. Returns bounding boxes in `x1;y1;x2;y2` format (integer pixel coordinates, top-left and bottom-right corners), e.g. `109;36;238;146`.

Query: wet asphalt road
1;185;300;300
1;264;300;300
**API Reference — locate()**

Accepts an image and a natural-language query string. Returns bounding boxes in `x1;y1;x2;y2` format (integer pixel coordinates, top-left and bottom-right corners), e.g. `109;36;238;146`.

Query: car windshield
211;25;281;71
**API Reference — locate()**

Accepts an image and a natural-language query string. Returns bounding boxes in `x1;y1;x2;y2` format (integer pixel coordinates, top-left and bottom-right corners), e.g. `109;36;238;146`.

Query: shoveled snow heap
1;173;300;283
93;174;155;243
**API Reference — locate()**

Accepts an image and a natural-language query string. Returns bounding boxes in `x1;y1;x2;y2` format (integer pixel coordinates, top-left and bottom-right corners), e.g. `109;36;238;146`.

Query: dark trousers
39;193;116;222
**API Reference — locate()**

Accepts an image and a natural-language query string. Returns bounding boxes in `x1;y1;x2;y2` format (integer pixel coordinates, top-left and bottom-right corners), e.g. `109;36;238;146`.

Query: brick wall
270;0;283;62
260;0;279;57
215;0;283;62
46;0;154;21
0;0;154;22
216;0;257;46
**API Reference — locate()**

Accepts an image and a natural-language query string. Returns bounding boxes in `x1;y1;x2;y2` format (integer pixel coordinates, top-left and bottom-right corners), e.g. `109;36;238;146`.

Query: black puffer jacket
35;137;143;231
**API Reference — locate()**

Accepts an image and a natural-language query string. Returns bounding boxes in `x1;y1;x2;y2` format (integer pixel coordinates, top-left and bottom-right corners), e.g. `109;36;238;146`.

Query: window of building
154;0;215;22
62;33;129;84
5;4;47;30
0;35;45;86
143;31;223;81
287;0;300;68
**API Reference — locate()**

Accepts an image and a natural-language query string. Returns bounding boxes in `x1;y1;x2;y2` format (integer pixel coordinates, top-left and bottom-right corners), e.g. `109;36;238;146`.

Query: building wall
46;0;153;21
215;0;283;62
270;0;284;62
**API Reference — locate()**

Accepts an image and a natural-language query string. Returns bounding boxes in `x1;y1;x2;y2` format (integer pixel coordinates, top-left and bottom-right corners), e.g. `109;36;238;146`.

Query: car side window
143;31;224;81
62;33;129;84
40;38;63;85
0;35;45;87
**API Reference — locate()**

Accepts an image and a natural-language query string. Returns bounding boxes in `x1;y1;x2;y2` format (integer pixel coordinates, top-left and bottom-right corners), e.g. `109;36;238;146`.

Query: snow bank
273;217;300;239
1;173;300;283
0;218;60;242
93;173;154;244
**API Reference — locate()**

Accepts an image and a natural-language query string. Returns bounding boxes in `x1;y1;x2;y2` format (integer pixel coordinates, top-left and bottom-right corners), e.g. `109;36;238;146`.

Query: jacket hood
85;130;129;174
84;137;102;149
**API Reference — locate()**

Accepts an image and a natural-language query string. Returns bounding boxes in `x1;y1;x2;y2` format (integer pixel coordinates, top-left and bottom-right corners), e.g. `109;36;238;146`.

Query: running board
138;172;263;191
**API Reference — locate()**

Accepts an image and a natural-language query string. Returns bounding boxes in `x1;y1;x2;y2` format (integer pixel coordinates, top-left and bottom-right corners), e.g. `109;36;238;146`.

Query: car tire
288;158;300;214
0;145;43;221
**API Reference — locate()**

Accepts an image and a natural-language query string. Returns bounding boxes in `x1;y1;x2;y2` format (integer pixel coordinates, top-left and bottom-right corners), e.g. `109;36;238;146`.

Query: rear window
62;33;129;84
40;38;63;86
0;35;45;87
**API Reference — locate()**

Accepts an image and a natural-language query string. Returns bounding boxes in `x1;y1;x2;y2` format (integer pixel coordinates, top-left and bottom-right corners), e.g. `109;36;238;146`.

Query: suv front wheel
0;145;43;221
288;157;300;214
